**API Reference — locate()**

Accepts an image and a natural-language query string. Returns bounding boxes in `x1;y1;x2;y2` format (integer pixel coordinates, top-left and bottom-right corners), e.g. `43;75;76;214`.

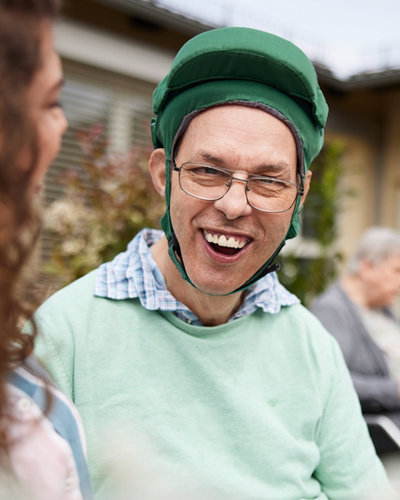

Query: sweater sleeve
31;302;77;403
312;294;400;412
313;339;394;500
29;271;99;403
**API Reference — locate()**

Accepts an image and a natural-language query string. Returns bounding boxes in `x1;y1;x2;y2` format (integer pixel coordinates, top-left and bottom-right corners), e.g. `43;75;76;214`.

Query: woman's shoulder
5;368;84;500
5;362;93;499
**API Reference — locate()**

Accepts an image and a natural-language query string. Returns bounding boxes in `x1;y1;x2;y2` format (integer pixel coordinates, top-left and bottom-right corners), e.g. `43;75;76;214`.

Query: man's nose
213;178;252;220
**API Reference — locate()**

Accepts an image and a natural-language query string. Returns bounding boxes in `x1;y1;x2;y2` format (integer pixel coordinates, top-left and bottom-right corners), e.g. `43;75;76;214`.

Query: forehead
28;22;62;99
176;104;297;176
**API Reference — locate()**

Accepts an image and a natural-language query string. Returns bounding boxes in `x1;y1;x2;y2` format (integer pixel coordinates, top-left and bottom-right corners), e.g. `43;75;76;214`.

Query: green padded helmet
151;27;328;294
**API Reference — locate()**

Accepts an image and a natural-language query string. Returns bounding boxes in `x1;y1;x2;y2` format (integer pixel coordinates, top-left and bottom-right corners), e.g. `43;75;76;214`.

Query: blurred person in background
0;0;92;498
33;27;394;500
312;227;400;453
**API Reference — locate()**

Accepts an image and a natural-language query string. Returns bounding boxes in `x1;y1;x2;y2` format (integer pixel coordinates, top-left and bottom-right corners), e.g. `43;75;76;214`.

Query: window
42;60;156;257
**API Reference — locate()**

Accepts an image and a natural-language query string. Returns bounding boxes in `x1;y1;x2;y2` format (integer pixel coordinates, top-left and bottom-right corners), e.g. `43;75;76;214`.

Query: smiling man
148;104;305;324
33;28;393;499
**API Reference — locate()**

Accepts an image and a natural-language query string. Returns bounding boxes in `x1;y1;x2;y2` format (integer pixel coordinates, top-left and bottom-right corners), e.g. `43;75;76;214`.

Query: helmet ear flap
151;117;161;149
286;196;303;241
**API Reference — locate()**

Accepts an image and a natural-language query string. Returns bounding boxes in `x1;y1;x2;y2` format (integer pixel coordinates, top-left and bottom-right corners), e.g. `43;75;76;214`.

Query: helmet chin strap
162;186;303;296
167;227;285;297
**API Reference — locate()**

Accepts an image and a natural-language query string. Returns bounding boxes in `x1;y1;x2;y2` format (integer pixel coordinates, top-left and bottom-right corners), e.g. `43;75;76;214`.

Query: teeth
227;237;236;248
204;230;249;250
219;235;227;247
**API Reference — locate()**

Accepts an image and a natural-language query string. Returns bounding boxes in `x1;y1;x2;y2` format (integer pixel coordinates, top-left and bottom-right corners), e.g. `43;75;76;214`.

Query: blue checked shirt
95;228;299;326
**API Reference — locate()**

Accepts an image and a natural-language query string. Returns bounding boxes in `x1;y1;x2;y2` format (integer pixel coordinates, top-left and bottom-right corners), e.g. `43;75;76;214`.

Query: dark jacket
311;282;400;422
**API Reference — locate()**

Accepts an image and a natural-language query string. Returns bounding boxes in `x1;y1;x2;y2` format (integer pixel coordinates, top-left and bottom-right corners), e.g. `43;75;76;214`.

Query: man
312;227;400;451
33;28;392;499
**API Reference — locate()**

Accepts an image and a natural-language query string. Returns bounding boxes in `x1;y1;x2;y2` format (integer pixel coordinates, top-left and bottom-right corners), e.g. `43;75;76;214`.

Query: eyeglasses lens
179;163;297;212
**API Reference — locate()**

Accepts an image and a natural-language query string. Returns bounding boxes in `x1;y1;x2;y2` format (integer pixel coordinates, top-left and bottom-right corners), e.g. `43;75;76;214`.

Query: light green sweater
34;270;391;500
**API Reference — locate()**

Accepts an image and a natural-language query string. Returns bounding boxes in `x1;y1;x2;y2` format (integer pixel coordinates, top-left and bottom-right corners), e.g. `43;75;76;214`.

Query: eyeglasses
173;161;304;213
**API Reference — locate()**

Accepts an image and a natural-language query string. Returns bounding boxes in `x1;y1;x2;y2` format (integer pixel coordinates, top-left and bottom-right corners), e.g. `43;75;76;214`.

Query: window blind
42;58;156;258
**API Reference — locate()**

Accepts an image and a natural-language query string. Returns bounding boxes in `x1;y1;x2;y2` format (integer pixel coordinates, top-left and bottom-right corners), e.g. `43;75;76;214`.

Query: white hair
348;227;400;274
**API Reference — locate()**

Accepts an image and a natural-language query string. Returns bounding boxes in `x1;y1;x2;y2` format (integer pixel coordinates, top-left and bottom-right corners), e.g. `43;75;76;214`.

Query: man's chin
188;274;245;297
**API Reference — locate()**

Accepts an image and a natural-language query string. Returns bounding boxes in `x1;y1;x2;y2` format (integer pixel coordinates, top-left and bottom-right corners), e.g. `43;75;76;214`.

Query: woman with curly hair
0;1;93;498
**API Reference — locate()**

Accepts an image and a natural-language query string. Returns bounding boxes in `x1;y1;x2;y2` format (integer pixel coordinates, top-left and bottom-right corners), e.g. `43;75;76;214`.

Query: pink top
3;368;85;500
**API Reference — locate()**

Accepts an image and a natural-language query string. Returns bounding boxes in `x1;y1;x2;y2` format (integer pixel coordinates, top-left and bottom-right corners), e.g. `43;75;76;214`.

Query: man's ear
149;148;166;197
299;170;312;208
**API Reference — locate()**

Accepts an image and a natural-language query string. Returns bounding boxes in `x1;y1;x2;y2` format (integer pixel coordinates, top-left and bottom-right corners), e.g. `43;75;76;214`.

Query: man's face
169;104;302;295
362;253;400;308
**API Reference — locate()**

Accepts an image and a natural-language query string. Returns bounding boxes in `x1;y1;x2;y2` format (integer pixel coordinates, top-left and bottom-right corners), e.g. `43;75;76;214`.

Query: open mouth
203;230;251;256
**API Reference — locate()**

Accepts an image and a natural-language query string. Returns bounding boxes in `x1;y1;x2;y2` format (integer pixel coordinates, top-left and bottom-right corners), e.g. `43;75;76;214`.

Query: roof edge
86;0;400;90
91;0;217;35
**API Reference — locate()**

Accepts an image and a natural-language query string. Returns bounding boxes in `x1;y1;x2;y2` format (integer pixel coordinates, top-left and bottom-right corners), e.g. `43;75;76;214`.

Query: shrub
43;125;165;288
277;141;355;307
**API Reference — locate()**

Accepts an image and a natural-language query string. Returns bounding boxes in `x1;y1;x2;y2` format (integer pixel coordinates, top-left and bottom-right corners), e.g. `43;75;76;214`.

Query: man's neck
150;236;245;326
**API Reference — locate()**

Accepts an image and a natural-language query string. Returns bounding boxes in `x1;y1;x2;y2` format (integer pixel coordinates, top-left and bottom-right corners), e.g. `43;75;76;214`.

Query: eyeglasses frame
172;160;305;214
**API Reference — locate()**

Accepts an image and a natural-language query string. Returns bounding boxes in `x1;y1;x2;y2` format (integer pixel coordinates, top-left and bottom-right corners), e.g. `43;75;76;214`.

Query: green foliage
277;142;354;307
43;125;165;288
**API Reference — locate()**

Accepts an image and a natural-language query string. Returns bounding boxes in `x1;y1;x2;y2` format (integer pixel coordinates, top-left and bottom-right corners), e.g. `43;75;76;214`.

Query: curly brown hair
0;0;61;453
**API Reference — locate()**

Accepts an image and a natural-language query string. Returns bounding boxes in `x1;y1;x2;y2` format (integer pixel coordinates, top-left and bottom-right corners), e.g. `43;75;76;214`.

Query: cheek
170;176;194;225
169;191;211;248
30;114;64;187
170;196;197;235
258;211;293;241
378;274;400;303
37;114;64;164
169;189;191;243
391;274;400;292
38;114;62;155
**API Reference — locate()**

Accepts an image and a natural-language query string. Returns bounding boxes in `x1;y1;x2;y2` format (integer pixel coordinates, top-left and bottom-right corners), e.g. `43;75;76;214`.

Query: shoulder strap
6;361;94;500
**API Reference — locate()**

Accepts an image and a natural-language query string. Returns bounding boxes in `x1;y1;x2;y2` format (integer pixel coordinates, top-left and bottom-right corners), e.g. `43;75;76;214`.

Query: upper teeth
204;231;248;249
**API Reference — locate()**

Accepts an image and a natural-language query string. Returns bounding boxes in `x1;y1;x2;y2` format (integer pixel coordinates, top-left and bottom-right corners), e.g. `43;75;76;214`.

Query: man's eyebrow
195;150;293;175
253;162;293;175
195;151;226;165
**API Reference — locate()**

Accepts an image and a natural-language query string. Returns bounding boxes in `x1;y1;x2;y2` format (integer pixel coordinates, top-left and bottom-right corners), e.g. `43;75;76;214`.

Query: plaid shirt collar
94;228;299;326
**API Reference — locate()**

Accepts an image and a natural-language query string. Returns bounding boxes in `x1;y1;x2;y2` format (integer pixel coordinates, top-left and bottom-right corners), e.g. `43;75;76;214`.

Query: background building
47;0;400;267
